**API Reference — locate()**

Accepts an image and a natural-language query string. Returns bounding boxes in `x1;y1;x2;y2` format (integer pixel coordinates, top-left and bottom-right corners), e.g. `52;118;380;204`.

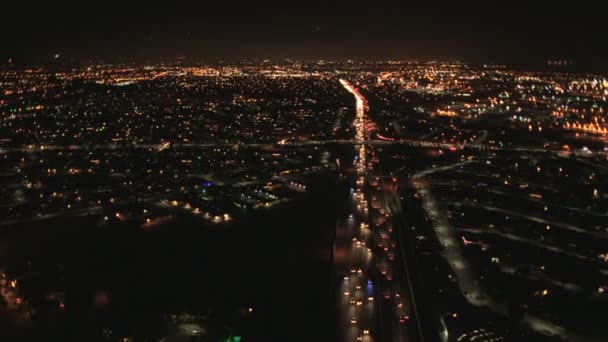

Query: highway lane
335;79;421;342
379;177;425;342
369;159;424;342
335;79;376;342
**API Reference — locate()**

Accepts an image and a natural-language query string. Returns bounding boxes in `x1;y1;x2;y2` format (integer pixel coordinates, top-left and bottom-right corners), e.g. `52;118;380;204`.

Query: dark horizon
2;1;607;71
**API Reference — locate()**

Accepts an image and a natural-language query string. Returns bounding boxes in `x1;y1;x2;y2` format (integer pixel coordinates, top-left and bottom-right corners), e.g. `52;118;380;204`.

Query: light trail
337;79;420;342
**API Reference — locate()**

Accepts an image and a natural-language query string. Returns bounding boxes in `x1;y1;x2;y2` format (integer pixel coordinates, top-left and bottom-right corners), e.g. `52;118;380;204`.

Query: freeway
378;174;425;341
335;78;375;342
334;79;422;342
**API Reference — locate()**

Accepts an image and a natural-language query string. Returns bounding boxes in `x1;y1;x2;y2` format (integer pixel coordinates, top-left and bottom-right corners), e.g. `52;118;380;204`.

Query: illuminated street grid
0;61;607;341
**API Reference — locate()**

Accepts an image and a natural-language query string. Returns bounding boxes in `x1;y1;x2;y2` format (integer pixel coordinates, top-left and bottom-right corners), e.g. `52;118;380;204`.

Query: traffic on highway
336;80;422;342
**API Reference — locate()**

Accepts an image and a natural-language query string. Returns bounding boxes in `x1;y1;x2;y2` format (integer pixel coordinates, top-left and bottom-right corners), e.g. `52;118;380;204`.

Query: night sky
1;1;606;68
